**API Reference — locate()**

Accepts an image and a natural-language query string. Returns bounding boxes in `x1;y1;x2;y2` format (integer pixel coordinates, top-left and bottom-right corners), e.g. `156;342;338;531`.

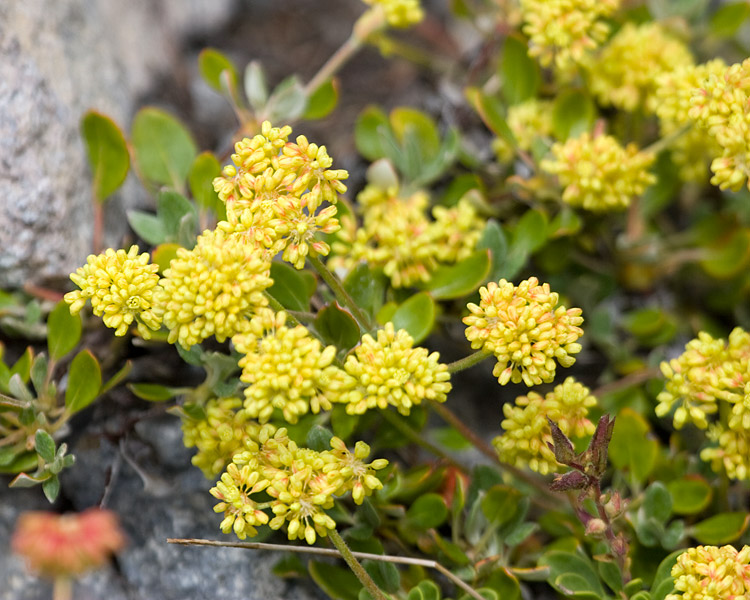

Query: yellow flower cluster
181;397;261;479
519;0;620;70
64;246;162;338
541;133;656;212
463;278;584;386
158;228;273;348
667;545;750;600
331;183;484;288
213;121;348;269
657;327;750;480
494;377;597;474
655;60;726;183
362;0;424;28
232;309;353;424
210;425;388;544
341;322;452;415
588;23;693;113
689;58;750;191
493;99;554;163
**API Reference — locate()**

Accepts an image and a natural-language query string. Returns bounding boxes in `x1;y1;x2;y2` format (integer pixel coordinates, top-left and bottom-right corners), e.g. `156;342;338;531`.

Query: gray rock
0;0;235;289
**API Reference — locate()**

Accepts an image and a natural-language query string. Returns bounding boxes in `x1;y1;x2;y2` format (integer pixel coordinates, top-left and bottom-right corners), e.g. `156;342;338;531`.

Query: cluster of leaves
5;0;750;599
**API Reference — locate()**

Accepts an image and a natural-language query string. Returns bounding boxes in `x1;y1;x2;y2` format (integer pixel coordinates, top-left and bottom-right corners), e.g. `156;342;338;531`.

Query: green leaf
128;383;178;402
512;209;548;254
484;568;522;600
432;427;472;451
364;560;401;593
405;493;449;529
188;152;224;217
642;482;672;523
690;512;749;544
481;484;523;526
465;87;517;149
80;111;130;202
390;107;441;163
343;263;387;317
64;350;102;413
539;550;605;598
596;557;623;593
9;471;51;489
272;554;307;578
244;61;269;112
152;243;181;273
127;210;167;245
198;48;238;92
624;308;677;347
157;189;197;242
42;475;61;503
355;106;390;161
421;250;491;299
266;75;307;123
710;1;750;37
477;220;509;283
131;107;198;189
99;360;133;396
268;261;316;312
331;405;359;440
34;430;56;464
389;292;435;343
651;550;683;600
667;477;712;515
47;300;81;361
408;580;441;600
608;407;658;485
550;207;583;238
501;36;540;105
551;90;596;140
11;347;32;384
0;451;39;474
306;424;334;452
700;228;750;279
304;79;339;120
314;303;361;351
308;561;361;600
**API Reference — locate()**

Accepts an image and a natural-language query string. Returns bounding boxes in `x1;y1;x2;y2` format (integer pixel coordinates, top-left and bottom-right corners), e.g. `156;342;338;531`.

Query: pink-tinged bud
584;518;607;537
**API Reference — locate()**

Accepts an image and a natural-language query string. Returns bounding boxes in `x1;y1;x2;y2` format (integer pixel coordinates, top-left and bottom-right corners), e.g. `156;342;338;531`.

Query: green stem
263;292;303;328
53;576;73;600
328;528;390;600
305;34;363;96
380;408;469;472
307;255;374;330
446;349;492;374
642;124;691;156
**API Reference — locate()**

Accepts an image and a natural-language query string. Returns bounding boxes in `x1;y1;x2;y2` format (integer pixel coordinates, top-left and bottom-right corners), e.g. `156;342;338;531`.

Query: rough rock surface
0;0;235;288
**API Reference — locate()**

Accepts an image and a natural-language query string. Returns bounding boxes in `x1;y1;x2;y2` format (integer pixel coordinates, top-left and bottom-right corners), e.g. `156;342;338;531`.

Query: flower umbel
64;246;162;338
342;322;452;415
361;0;424;28
12;508;125;578
158;228;273;348
541;133;656;212
464;278;584;386
667;545;750;600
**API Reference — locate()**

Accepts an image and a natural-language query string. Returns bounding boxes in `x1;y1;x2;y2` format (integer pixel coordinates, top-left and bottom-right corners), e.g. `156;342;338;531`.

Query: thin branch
167;537;485;600
591;367;661;399
445;349;492;374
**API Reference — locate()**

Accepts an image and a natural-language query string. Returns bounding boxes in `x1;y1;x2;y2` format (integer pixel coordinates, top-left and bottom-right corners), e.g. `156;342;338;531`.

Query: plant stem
379;408;469;472
642;124;691;156
591;481;631;584
167;537;486;600
307;255;374;330
305;34;363;96
328;528;391;600
428;400;562;509
446;349;492;374
92;200;104;254
53;576;72;600
263;292;303;328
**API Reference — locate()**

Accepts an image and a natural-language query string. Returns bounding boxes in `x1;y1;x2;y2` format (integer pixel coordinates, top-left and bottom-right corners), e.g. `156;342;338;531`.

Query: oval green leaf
198;48;238;92
308;560;361;600
304;79;339;120
390;292;436;343
152;242;181;273
422;250;491;299
405;492;449;530
314;303;361;352
131;107;198;189
268;261;316;312
690;512;749;544
481;484;523;526
552;90;596;140
128;382;178;402
390;107;441;163
355;105;390;161
501;36;540;105
188;152;224;217
34;430;56;464
667;476;713;515
80;110;130;202
608;407;658;485
710;1;750;37
127;210;167;245
47;300;82;361
65;349;102;413
539;551;604;598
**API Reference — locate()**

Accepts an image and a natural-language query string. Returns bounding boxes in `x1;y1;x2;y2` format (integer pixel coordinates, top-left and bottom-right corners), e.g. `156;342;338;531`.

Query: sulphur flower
588;22;693;113
181;397;261;479
65;246;162;338
494;377;596;474
213;121;347;269
158;228;273;348
12;508;125;578
667;545;750;600
342;322;452;415
492;99;554;162
701;424;750;481
232;309;354;424
326;437;389;505
520;0;620;70
361;0;424;28
464;278;583;386
541;133;656;212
